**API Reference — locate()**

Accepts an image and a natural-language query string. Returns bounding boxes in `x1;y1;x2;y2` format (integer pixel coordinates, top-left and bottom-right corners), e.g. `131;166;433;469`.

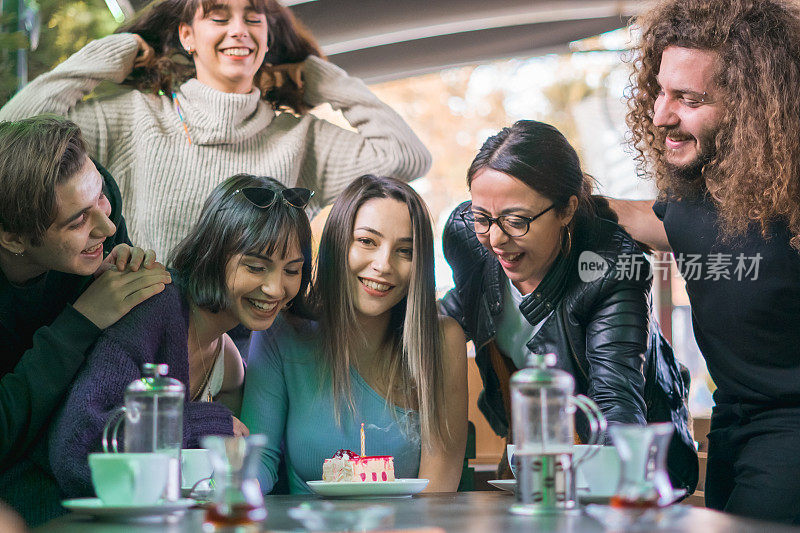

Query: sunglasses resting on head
234;187;315;209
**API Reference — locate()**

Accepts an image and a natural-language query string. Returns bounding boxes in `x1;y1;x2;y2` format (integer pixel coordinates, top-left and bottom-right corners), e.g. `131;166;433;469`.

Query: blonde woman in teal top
241;175;467;493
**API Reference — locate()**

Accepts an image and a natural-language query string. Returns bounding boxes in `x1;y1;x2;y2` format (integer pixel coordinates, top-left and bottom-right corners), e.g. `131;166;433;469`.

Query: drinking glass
202;435;267;530
609;422;675;509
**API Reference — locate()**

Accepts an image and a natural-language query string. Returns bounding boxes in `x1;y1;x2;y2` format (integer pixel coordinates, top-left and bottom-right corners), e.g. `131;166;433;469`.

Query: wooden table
36;492;800;532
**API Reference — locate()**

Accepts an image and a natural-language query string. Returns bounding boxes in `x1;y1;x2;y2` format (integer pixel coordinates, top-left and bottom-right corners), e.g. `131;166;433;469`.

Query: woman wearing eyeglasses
440;120;698;493
240;175;468;494
0;0;430;260
48;174;315;499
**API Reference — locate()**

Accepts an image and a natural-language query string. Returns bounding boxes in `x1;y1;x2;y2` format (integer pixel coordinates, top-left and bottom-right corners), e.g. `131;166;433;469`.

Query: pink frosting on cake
322;449;396;482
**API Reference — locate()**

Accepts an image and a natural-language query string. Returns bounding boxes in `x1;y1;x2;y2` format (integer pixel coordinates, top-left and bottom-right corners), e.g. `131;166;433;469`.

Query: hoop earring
561;225;572;256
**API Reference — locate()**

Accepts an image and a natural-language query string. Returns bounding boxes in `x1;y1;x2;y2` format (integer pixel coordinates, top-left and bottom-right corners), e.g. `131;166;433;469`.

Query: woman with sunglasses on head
440;120;698;493
0;0;430;259
240;175;467;494
48;174;314;499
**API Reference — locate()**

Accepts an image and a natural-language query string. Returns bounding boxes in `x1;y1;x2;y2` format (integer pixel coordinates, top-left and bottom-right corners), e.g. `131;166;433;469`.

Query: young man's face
652;46;725;178
23;157;116;277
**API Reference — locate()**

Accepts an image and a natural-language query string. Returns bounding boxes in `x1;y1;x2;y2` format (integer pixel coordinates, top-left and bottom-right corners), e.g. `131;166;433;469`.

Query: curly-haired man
612;0;800;524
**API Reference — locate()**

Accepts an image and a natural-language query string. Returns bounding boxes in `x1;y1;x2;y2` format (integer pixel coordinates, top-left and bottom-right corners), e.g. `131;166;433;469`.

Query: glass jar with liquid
509;353;606;515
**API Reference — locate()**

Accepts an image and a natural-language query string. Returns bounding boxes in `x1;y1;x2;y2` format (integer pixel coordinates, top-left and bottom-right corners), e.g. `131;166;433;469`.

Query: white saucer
487;479;517;493
62;498;195;522
306;479;429;498
487;480;687;505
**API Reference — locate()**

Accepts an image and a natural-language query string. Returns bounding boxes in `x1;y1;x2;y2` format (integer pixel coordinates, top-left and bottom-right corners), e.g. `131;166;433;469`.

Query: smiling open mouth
499;252;523;263
247;298;278;312
221;47;252;57
359;278;393;293
81;242;103;254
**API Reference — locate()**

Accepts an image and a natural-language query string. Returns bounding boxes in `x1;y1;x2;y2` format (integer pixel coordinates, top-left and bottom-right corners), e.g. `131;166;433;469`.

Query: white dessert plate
487;479;516;493
306;479;429;498
486;480;686;505
488;479;590;494
62;498;195;522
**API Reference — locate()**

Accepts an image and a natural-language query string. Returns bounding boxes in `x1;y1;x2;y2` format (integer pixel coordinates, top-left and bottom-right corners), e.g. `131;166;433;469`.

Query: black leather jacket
440;202;698;492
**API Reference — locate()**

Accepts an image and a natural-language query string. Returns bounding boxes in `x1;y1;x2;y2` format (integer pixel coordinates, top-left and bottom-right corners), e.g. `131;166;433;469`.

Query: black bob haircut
168;173;313;315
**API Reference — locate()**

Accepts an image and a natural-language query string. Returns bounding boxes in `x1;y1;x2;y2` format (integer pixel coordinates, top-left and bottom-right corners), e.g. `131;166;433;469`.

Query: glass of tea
608;422;675;509
201;435;267;530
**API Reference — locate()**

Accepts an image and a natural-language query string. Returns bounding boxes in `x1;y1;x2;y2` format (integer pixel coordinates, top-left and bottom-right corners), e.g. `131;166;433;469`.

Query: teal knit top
240;314;421;494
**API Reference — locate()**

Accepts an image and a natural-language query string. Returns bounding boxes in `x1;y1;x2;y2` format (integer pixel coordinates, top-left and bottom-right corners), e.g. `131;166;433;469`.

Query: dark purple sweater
48;282;234;498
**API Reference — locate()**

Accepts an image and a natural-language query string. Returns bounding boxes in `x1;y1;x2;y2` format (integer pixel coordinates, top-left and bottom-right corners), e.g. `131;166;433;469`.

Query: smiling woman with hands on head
0;0;432;259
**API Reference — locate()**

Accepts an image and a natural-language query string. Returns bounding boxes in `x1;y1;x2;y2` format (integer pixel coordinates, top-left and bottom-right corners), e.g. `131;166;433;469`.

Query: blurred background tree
0;0;116;105
0;12;28;104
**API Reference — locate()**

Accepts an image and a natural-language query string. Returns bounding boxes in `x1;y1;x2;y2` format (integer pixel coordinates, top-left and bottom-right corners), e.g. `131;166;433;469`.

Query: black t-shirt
654;196;800;405
0;270;89;375
0;160;129;375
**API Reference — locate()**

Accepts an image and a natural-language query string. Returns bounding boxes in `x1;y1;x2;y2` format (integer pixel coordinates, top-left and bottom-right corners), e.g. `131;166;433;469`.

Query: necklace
191;338;218;403
189;308;220;403
172;92;193;145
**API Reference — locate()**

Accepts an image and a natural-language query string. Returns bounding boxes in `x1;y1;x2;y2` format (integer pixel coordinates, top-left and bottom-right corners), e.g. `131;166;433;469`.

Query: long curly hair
627;0;800;248
119;0;323;113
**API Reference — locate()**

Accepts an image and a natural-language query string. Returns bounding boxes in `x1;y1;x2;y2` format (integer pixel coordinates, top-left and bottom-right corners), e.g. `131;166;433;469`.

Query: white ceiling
289;0;643;82
124;0;645;83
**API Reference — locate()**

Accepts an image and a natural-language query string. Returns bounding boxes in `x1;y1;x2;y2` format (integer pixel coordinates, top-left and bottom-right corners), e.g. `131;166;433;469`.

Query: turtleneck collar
176;78;275;145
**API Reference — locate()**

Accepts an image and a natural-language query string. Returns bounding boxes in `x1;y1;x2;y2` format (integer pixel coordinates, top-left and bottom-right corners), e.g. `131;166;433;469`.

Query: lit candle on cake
361;422;365;456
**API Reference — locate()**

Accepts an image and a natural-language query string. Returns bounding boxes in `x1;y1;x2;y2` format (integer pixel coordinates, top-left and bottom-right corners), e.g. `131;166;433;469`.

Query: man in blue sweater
0;116;171;524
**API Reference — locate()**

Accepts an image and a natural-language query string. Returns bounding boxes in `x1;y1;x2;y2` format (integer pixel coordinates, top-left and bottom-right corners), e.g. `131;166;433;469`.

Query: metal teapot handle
102;406;126;453
569;395;608;467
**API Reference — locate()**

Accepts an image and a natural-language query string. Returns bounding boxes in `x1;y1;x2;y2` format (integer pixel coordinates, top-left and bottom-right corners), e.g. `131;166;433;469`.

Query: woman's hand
132;34;155;69
261;62;304;91
232;416;250;437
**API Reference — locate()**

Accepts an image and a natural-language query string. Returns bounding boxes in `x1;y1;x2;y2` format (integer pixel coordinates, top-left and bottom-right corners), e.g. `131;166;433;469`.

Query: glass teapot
102;363;184;500
509;353;607;515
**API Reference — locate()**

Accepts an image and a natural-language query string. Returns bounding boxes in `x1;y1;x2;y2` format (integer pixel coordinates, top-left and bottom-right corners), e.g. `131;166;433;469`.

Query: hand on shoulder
73;263;172;330
99;243;159;273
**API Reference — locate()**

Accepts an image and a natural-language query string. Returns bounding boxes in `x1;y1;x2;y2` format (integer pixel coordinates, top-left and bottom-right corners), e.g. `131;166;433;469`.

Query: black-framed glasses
234;187;315;209
460;203;555;237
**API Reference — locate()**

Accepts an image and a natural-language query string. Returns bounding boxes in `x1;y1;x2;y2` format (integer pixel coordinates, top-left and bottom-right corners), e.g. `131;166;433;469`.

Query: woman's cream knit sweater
0;33;432;257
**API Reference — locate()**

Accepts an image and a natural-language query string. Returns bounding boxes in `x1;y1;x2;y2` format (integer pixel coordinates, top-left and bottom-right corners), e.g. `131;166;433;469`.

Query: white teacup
180;448;214;490
89;452;169;506
506;444;518;478
506;444;620;495
574;444;620;496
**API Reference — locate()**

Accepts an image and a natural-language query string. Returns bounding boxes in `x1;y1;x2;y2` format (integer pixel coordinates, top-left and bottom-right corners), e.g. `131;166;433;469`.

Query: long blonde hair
310;175;448;449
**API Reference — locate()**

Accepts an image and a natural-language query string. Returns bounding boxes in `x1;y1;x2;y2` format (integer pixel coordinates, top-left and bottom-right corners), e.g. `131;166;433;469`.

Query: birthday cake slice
322;449;395;482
